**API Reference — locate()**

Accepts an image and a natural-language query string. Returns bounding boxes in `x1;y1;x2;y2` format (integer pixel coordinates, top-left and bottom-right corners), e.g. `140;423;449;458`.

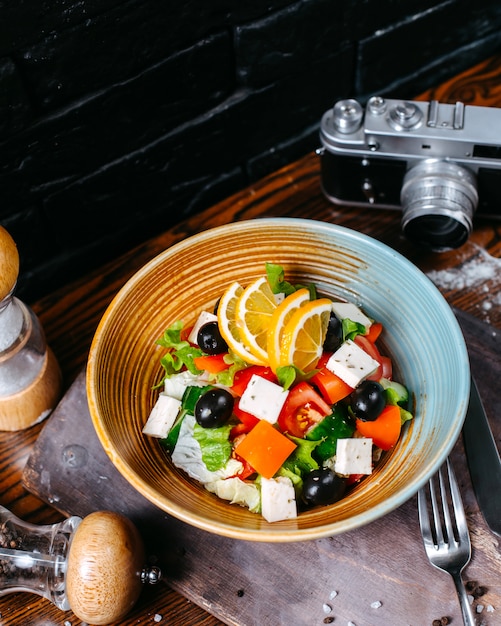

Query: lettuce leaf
156;321;204;378
193;422;232;472
281;435;321;476
265;262;316;299
342;318;367;341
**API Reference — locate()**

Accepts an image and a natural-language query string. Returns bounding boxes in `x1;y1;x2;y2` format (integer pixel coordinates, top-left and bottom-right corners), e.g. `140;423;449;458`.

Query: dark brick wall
1;0;501;302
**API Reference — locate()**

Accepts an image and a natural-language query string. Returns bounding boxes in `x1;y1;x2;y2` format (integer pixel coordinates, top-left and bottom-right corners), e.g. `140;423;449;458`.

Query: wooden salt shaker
0;226;62;430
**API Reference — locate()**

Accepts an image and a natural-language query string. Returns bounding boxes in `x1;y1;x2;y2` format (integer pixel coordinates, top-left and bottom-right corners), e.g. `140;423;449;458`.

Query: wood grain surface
1;52;501;626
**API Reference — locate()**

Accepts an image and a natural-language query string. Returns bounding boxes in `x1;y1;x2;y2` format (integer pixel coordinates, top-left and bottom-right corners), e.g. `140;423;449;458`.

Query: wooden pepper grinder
66;510;161;623
0;226;62;430
0;507;161;624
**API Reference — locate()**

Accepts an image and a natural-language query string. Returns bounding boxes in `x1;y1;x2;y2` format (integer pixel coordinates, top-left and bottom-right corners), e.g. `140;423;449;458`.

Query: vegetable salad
142;263;413;523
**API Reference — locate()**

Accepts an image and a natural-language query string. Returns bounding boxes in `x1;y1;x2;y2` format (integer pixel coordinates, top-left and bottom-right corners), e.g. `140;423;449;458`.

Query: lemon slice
267;288;311;373
234;276;277;364
217;281;263;365
279;298;332;372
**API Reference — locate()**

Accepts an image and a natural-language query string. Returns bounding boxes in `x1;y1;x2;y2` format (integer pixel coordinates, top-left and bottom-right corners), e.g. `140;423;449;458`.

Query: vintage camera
319;96;501;251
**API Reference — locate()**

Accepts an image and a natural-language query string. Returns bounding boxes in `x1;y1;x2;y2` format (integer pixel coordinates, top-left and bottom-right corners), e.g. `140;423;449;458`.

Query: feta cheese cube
188;310;218;344
326;339;379;388
331;301;372;329
261;476;297;522
238;374;289;423
142;394;182;438
334;438;373;475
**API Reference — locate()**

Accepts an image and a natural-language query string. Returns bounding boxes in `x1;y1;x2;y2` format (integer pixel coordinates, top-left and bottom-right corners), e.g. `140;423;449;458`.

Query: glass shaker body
0;291;62;430
0;504;81;609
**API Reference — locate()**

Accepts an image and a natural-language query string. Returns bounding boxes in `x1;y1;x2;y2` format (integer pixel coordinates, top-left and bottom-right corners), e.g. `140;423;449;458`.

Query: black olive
301;468;347;507
323;312;343;352
197;321;228;355
350;380;385;421
195;388;234;428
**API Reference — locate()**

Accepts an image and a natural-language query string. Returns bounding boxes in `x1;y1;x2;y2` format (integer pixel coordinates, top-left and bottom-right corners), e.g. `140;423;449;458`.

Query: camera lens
400;160;478;251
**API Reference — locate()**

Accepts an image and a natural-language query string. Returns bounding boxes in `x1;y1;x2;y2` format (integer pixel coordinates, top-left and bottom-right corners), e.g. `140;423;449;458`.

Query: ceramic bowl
87;218;470;542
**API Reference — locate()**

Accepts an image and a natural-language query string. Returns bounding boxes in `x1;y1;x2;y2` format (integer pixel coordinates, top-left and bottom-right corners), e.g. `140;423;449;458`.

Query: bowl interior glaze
87;218;470;541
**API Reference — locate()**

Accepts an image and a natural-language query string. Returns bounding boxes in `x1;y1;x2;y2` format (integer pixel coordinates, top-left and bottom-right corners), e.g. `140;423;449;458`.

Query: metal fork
418;458;476;626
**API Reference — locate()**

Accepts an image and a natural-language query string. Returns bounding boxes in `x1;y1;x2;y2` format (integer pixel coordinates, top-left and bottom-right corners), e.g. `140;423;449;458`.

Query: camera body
319;96;501;250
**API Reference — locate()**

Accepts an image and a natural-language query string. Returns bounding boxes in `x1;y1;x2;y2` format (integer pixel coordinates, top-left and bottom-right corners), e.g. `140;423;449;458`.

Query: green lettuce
281;435;321;476
157;320;204;379
193;422;232;472
342;318;367;341
265;262;316;299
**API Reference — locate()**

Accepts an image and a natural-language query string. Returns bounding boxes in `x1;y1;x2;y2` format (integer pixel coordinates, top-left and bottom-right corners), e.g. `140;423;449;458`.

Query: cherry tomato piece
278;382;331;438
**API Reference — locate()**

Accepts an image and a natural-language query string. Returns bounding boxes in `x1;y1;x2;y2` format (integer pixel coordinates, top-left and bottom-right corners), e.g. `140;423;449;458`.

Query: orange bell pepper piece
193;353;230;374
355;404;401;451
234;420;297;479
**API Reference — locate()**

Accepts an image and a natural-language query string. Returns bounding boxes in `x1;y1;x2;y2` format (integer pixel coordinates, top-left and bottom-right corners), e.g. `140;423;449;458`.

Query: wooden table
2;53;501;626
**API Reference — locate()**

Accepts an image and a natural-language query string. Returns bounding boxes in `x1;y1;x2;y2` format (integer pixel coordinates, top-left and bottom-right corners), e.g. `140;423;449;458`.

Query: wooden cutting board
22;308;501;626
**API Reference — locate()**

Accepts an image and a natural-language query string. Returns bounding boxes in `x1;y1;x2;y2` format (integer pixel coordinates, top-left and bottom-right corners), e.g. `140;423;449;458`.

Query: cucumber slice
380;378;409;405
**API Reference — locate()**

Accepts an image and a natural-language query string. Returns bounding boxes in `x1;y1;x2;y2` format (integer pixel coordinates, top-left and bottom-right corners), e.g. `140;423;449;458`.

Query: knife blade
463;376;501;537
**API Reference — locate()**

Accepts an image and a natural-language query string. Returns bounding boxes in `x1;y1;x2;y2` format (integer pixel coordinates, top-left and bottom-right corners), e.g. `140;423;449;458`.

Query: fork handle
451;571;477;626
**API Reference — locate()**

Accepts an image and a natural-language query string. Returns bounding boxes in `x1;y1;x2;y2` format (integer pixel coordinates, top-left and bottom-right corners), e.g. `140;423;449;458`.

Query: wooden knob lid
66;511;146;625
0;226;19;301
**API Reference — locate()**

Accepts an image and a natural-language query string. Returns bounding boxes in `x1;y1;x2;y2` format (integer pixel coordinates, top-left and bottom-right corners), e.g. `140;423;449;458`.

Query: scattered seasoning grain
237;589;245;597
432;618;449;626
322;618;334;624
322;603;332;614
370;600;382;609
153;614;162;623
329;590;338;600
466;583;488;598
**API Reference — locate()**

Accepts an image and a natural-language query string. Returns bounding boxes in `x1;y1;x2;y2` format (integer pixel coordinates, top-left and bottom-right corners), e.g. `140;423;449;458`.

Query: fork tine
417;485;432;542
432;465;446;546
418;458;476;626
446;458;470;545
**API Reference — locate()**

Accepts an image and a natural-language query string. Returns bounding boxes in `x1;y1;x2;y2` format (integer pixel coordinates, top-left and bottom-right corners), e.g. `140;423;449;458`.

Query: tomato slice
365;322;383;343
311;367;354;405
354;335;383;381
232;454;256;480
230;401;260;438
278;381;332;438
181;327;193;342
231;365;276;397
354;335;393;380
347;473;364;485
380;355;392;380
